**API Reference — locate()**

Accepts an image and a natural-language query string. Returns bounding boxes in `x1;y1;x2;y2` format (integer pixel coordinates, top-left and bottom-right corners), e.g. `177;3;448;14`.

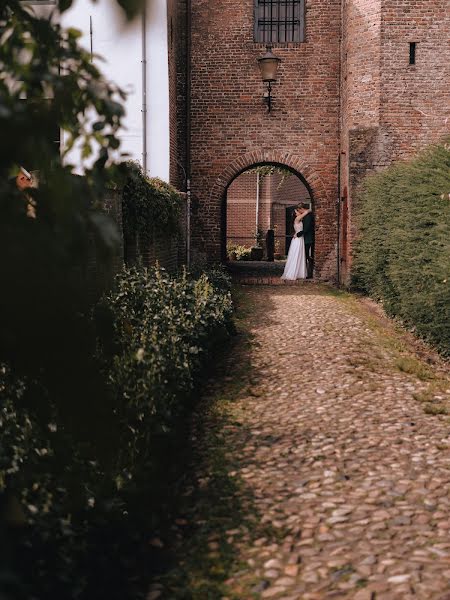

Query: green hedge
0;266;233;600
352;142;450;356
97;266;233;487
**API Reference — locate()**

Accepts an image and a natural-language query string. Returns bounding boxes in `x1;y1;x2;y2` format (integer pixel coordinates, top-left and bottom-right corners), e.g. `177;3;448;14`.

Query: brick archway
209;150;328;209
208;150;329;267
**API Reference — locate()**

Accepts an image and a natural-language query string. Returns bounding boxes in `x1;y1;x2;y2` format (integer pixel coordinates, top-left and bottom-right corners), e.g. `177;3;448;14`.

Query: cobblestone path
162;285;450;600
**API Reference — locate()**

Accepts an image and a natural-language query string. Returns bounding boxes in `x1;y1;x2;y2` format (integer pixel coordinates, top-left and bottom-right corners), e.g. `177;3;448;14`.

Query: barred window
254;0;305;43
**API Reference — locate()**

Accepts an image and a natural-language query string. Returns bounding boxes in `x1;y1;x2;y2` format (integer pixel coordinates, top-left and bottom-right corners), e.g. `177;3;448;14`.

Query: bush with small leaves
0;267;233;599
352;142;450;356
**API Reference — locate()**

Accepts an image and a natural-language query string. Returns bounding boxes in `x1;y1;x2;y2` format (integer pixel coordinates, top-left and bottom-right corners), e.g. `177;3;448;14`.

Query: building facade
187;0;449;281
189;0;341;279
26;0;449;282
340;0;450;282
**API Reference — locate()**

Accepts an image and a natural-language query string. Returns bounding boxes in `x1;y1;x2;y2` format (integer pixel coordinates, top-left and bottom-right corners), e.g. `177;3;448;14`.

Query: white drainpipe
255;171;260;244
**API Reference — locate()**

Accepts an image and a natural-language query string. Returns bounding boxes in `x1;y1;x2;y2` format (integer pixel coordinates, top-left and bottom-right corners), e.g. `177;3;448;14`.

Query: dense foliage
121;161;182;242
227;242;252;261
352;142;450;356
0;3;230;597
0;0;129;385
0;266;233;600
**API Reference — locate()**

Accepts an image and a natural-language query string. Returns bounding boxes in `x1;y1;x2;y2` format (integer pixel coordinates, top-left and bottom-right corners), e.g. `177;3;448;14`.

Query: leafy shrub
0;267;233;599
96;266;233;488
189;263;232;294
352;142;450;356
226;242;252;261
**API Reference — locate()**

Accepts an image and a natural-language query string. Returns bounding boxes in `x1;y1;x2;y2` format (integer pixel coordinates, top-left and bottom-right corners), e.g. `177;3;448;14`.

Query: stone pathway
162;285;450;600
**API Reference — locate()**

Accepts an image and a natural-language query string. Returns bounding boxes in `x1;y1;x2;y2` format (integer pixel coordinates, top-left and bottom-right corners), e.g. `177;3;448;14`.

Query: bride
281;206;310;281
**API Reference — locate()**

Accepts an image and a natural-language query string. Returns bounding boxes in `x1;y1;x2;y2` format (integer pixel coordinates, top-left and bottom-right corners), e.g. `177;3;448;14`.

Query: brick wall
181;0;448;282
123;193;187;273
226;172;258;246
86;188;187;300
167;0;187;191
339;0;450;284
190;0;341;280
380;0;450;162
339;0;382;282
86;188;125;300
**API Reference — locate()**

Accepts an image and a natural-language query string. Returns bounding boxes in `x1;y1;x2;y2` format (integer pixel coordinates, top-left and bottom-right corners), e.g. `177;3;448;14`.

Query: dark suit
297;212;314;278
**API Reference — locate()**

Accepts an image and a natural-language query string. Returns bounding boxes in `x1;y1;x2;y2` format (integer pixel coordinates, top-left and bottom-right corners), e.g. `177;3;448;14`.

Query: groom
296;203;314;278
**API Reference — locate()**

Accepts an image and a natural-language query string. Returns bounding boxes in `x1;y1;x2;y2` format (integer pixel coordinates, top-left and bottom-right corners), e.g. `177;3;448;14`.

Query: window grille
254;0;305;44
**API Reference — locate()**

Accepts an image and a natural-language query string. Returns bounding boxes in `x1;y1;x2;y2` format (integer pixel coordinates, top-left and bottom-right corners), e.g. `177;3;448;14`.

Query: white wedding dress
281;221;307;280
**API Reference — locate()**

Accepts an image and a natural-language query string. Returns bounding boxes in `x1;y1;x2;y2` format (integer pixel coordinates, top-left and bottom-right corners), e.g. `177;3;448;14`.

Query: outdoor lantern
257;45;281;113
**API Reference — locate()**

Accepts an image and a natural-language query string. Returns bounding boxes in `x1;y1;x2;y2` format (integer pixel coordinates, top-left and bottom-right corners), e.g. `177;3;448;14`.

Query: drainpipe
141;4;148;174
186;178;191;267
336;0;344;286
255;171;260;245
337;154;341;286
186;0;192;267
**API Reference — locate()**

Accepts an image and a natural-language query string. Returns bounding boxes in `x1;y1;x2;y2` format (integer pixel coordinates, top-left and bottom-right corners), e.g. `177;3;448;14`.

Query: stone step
231;276;315;285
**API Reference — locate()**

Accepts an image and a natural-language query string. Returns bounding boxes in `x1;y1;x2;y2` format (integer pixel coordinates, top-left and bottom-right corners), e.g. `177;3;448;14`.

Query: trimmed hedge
0;266;233;600
352;142;450;356
96;266;234;488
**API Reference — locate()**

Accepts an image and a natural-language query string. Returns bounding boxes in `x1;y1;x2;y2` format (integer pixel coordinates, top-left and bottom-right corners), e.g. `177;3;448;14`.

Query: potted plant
227;243;238;261
250;229;264;260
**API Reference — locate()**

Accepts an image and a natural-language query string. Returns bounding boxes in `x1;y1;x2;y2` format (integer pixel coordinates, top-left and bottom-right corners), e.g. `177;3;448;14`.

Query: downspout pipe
141;4;148;174
336;0;343;286
255;171;260;244
186;0;192;267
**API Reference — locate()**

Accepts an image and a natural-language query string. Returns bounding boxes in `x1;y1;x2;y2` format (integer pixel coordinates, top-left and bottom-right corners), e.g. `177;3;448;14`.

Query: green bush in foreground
97;266;234;488
352;142;450;356
0;266;233;600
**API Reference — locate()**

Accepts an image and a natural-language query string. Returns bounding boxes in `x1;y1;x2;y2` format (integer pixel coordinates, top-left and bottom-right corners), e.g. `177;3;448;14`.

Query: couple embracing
281;203;314;281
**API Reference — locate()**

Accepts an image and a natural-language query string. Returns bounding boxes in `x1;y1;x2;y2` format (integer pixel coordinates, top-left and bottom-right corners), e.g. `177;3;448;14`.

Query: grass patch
395;356;434;380
424;404;448;416
335;288;450;419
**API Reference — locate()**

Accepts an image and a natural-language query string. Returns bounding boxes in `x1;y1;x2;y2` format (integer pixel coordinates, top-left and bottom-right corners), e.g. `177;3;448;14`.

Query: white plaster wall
61;0;170;180
146;0;170;181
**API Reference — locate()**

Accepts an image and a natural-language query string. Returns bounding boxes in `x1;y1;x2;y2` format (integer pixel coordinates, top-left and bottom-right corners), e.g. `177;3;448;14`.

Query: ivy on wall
121;161;182;242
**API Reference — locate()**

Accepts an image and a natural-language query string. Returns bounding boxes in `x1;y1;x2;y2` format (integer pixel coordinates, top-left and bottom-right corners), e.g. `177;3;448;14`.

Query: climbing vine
121;161;182;241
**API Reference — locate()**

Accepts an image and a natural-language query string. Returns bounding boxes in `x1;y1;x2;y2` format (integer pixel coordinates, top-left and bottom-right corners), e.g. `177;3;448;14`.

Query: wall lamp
257;45;281;113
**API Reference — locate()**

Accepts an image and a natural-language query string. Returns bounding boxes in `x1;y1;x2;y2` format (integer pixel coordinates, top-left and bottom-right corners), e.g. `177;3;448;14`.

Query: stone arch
209;149;328;210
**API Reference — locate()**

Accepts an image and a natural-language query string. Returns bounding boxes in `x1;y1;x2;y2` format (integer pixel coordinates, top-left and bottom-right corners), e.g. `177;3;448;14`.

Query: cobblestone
181;285;450;598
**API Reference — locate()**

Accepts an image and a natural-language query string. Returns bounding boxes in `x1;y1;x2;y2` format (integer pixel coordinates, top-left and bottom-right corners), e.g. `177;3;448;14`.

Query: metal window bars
254;0;305;44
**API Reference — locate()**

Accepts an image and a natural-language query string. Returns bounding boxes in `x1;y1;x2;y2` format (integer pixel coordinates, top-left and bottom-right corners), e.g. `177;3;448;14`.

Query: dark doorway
285;205;298;255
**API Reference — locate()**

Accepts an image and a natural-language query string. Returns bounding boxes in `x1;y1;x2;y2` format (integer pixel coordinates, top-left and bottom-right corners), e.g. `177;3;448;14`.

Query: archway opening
223;163;313;274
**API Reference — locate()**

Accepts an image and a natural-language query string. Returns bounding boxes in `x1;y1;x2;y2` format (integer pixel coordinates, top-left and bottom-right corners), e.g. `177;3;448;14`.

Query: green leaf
59;0;74;12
